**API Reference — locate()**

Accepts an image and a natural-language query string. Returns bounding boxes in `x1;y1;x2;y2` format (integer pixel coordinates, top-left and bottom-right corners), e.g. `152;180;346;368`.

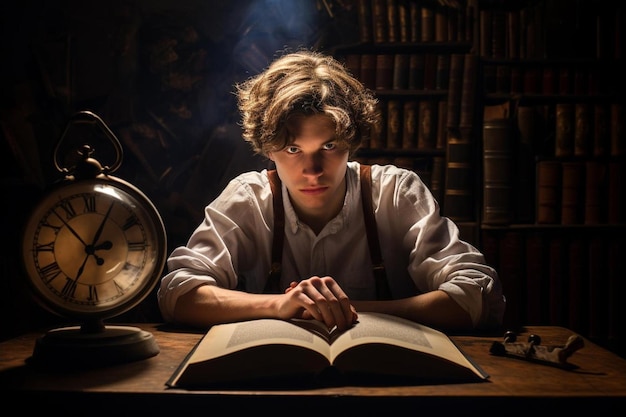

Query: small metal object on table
489;330;585;369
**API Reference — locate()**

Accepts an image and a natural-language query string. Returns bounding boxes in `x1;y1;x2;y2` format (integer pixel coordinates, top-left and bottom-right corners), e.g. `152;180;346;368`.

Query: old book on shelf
482;118;513;225
459;53;478;128
360;54;376;90
392;53;409;90
574;103;592;157
593;102;610;157
402;100;418;149
446;53;465;130
408;53;425;90
356;0;373;43
417;100;437;150
386;99;402;148
536;159;561;224
515;105;537;224
555;103;575;157
584;160;608;224
166;312;488;388
372;0;388;43
443;127;474;222
560;161;585;225
611;102;625;156
375;54;394;90
386;0;399;43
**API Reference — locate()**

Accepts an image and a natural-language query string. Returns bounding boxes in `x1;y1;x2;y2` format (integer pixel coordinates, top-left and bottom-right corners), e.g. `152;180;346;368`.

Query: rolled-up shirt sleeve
373;165;505;329
157;172;273;322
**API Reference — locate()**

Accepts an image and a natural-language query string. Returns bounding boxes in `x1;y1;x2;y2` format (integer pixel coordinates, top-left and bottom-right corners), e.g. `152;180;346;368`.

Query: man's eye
285;146;299;154
323;143;336;150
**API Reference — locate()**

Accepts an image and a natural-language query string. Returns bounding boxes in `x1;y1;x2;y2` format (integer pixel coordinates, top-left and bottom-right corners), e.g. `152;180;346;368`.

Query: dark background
1;0;624;359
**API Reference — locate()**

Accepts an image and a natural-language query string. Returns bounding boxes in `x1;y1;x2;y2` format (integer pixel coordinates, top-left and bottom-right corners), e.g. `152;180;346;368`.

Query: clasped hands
282;276;358;331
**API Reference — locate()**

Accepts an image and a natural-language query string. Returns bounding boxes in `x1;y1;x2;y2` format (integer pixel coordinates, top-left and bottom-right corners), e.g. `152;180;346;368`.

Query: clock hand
88;240;113;265
91;201;114;246
75;253;90;281
52;210;88;246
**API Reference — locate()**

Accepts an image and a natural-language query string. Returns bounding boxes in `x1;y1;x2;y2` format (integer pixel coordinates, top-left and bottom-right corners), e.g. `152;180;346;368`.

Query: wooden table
1;323;625;415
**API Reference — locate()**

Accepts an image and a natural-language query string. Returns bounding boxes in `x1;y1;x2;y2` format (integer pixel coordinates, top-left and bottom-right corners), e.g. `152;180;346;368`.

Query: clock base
30;324;160;370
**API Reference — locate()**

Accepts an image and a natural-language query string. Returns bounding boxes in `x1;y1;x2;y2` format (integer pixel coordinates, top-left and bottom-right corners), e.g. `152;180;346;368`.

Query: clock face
21;177;167;320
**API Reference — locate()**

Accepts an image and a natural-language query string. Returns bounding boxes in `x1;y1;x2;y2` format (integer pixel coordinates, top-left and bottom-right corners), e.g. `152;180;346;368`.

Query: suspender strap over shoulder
266;169;284;294
359;164;391;300
264;165;390;299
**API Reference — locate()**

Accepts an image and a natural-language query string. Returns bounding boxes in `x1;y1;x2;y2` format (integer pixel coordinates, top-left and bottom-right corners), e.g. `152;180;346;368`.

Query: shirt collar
282;162;360;236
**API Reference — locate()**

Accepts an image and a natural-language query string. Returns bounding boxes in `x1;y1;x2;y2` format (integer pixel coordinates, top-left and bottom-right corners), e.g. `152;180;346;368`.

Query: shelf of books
475;0;625;356
332;0;479;244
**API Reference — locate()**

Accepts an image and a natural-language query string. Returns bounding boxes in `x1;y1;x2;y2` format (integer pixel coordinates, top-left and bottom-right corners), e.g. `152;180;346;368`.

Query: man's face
268;113;349;224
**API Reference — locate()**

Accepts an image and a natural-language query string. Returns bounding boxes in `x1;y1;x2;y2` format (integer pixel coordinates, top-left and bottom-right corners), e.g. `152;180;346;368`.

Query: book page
186;318;331;365
328;312;486;379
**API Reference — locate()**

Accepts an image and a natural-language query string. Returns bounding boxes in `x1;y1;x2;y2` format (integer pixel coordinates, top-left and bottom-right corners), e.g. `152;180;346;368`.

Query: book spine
360;54;376;90
402;100;418;149
386;0;399;43
482;118;514;225
421;7;435;42
611;102;626;156
436;99;447;150
443;127;474;222
536;159;561;224
423;53;437;90
555;103;575;157
446;53;464;130
560;161;585;225
593;102;610;157
515;105;537;224
435;53;450;90
584;160;608;225
417;100;437;150
356;0;373;43
459;54;478;129
430;155;445;205
386;99;402;148
372;0;388;44
409;1;421;42
392;53;409;90
574;103;592;157
408;53;425;90
375;54;394;90
397;0;409;43
435;7;448;42
608;160;626;223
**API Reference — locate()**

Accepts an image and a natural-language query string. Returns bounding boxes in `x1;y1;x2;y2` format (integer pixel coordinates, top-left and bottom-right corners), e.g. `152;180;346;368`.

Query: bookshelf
474;0;625;357
329;0;625;358
331;0;478;245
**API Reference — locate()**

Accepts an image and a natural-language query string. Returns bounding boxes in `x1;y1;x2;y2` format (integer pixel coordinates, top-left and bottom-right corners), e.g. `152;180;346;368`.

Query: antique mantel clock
20;111;167;369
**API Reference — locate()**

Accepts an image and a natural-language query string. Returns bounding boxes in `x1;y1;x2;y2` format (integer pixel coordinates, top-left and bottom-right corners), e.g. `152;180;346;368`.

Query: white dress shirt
158;161;505;328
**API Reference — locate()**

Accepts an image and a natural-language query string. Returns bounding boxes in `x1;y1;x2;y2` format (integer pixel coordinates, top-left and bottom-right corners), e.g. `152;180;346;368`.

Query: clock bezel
20;175;167;321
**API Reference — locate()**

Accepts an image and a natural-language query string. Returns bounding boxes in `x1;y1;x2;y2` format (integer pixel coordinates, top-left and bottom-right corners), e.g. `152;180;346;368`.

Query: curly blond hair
235;50;379;157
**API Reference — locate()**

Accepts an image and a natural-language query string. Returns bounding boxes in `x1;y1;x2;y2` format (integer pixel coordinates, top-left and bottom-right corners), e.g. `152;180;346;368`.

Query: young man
157;50;505;332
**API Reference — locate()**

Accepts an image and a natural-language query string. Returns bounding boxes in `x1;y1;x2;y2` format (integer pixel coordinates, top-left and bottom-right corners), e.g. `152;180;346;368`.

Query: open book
167;312;488;388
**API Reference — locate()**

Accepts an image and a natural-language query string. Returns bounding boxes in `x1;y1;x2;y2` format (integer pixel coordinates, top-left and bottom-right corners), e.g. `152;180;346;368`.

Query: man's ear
267;152;274;161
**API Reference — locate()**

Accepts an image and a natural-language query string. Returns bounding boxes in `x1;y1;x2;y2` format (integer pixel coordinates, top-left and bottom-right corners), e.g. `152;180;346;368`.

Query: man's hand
280;276;357;330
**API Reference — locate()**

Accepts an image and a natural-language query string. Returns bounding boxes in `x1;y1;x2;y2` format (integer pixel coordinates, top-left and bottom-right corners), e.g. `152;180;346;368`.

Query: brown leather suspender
263;165;391;299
